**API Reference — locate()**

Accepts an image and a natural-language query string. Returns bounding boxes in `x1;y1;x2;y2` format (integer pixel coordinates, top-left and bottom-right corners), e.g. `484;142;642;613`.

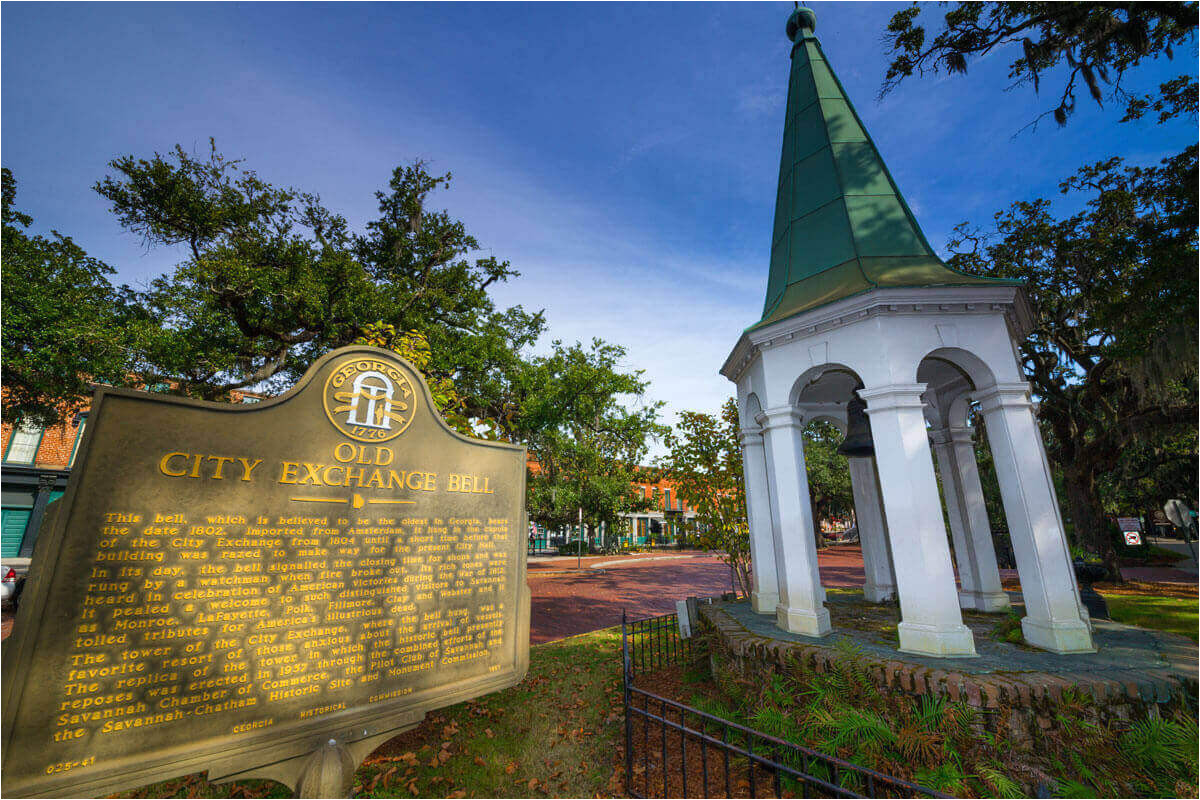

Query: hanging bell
837;395;875;457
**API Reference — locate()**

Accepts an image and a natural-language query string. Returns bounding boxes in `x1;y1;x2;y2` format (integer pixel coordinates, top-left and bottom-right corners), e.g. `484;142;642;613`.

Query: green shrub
700;641;1199;798
1121;716;1199;783
990;611;1025;644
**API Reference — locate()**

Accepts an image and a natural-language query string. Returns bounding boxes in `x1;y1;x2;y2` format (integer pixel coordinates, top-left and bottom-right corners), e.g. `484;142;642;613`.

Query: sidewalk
526;550;714;570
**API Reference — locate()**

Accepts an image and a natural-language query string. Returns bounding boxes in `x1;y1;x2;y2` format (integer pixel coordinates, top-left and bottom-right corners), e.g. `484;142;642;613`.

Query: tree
946;146;1198;577
660;399;752;597
881;2;1198;127
1;169;138;426
802;420;855;545
517;340;664;541
93;142;543;405
1098;426;1198;521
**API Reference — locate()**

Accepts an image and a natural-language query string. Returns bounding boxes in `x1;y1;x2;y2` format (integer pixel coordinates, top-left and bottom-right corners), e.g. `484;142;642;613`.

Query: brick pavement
526;545;870;644
527;555;735;644
4;544;1191;646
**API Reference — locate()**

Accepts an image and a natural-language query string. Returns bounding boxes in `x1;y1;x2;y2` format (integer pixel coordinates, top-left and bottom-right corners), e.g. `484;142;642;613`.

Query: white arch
915;346;1001;392
788;362;863;409
741;392;765;429
803;413;847;435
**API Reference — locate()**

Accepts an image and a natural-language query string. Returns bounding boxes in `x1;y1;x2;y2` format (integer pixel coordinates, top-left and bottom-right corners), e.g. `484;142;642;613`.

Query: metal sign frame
1;347;530;797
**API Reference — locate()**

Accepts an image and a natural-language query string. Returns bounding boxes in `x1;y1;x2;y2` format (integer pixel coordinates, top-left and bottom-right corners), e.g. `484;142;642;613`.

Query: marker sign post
1117;517;1143;547
1;347;530;797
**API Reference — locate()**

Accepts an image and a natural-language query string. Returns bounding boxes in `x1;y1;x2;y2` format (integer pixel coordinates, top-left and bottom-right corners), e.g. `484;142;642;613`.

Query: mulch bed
626;665;778;799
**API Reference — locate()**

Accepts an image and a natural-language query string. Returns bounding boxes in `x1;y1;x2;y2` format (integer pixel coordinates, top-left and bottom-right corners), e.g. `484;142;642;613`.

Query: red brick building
526;467;697;551
1;386;263;559
4;391;692;558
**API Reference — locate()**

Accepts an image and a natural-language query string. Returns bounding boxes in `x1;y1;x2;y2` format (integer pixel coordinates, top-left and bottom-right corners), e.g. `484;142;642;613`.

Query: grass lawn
357;628;625;798
104;584;1200;799
1101;593;1199;641
118;628;627;799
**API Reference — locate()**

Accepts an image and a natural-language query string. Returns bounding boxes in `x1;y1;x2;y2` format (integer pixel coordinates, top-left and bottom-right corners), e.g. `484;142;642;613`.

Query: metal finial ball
786;7;817;41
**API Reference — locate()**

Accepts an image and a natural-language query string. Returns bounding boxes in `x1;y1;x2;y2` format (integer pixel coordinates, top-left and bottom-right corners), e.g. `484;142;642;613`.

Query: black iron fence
624;609;694;678
621;610;948;799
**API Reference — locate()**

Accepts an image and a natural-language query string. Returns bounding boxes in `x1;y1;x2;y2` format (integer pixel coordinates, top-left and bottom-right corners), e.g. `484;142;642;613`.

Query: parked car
822;527;857;543
1;566;25;610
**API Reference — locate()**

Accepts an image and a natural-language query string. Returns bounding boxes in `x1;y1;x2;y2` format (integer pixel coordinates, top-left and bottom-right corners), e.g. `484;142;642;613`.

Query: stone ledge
698;601;1197;734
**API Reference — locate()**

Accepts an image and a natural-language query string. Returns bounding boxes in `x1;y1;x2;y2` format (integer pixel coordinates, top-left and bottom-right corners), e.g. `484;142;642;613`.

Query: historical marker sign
1;347;530;797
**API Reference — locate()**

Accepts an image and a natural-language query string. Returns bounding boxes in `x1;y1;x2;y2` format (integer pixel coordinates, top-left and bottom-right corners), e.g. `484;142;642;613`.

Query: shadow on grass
116;628;628;799
1102;594;1199;642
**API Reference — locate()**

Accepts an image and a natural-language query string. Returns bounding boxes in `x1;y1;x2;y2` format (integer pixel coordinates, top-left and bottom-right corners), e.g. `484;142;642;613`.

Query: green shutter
2;508;31;558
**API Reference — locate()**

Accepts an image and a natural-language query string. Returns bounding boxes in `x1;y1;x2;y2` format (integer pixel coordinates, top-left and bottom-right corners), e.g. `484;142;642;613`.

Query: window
69;414;88;467
4;423;43;464
664;489;671;510
146;382;170;394
242;396;261;404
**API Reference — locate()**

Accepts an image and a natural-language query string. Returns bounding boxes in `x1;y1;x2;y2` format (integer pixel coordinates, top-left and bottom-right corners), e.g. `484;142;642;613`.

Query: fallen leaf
505;761;517;775
474;756;486;767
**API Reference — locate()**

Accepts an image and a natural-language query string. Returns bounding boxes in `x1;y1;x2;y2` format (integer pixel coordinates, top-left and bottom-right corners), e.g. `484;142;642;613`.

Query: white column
930;427;1011;612
757;407;831;637
859;384;976;657
740;426;779;614
1029;410;1091;629
973;384;1094;653
847;456;896;602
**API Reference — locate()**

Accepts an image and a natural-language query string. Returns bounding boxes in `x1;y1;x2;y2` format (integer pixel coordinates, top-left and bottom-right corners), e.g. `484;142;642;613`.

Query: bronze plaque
1;346;530;797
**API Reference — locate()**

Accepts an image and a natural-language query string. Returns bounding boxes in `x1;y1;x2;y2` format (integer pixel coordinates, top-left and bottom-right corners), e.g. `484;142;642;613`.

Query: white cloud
737;85;785;116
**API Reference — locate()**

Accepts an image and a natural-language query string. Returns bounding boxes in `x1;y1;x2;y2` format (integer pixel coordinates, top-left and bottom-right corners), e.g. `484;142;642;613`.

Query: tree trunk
735;560;752;598
811;497;826;549
1064;471;1121;581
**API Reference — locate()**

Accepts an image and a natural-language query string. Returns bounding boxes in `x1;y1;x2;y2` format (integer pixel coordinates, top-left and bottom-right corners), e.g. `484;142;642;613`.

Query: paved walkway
527;553;737;643
4;544;1194;645
721;596;1197;675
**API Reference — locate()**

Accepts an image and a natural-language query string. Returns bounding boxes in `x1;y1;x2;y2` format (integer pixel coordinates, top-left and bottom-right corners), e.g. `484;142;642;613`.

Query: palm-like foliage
691;643;1198;797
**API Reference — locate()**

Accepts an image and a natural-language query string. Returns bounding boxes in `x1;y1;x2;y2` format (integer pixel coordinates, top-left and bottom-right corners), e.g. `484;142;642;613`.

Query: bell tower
721;7;1094;656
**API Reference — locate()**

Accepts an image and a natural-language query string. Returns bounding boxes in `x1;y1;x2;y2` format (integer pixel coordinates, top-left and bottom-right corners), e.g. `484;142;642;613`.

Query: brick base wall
700;603;1198;745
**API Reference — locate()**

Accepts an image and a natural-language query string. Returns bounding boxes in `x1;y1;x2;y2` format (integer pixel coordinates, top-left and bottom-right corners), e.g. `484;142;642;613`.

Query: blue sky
3;2;1196;448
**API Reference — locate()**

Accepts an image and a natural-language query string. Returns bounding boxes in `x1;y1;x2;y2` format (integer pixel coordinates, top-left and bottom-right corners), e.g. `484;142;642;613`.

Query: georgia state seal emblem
322;357;417;442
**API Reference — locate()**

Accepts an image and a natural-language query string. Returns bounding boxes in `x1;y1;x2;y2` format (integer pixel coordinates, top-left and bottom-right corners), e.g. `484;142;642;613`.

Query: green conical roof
756;8;1017;329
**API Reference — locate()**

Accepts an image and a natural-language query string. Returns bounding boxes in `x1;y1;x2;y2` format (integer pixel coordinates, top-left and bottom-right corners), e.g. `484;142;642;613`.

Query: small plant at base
978;764;1024;798
1121;716;1198;783
914;762;967;795
990;610;1025;644
1051;777;1100;798
749;705;794;740
687;694;735;722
